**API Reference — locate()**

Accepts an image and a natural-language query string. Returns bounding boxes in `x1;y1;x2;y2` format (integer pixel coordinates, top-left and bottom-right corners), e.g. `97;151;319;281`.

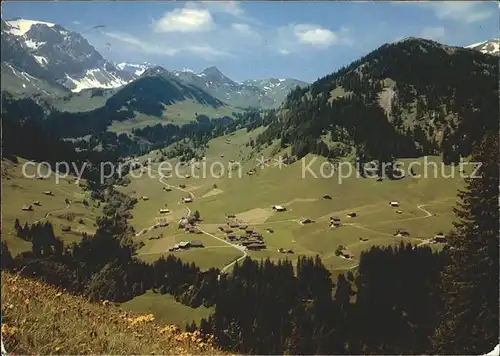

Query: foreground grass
1;272;223;355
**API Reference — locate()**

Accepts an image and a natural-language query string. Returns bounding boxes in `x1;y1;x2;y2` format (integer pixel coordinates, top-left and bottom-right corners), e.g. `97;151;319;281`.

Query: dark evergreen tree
431;133;499;354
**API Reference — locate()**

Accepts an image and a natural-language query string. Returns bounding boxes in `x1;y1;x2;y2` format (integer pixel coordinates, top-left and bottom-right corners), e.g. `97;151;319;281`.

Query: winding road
134;171;248;273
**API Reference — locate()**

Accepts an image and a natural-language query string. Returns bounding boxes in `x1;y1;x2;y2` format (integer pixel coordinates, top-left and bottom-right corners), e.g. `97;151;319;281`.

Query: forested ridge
258;38;498;164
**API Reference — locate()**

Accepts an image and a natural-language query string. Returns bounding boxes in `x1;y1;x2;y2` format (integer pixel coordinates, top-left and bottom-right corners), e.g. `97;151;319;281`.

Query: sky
2;1;498;83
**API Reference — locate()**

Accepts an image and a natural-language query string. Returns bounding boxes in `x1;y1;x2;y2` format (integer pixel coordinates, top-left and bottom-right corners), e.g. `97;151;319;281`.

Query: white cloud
419;26;445;40
418;2;494;23
294;25;338;48
231;23;252;34
105;32;179;56
184;45;230;58
204;1;245;17
152;8;214;33
275;24;353;54
103;31;229;59
72;20;81;25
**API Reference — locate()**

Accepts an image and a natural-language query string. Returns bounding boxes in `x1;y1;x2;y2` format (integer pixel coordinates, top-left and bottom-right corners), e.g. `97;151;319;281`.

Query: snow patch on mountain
64;68;129;92
466;38;500;56
4;19;55;36
116;62;152;77
24;39;46;50
33;55;48;66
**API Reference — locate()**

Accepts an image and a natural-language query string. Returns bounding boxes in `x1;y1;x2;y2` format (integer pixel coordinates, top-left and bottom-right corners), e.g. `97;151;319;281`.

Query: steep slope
1;62;68;97
260;38;498;162
466;38;500;56
1;18;134;92
1;271;221;355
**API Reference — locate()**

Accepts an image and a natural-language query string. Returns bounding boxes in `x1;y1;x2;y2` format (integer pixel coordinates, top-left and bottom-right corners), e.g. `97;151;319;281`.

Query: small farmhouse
300;218;314;225
21;204;33;211
322;194;332;200
347;212;357;218
157;220;169;227
390;201;400;207
395;228;410;237
190;240;204;248
159;208;170;214
43;190;52;196
433;233;446;243
183;197;193;203
142;196;149;201
33;201;41;206
247;243;266;250
272;205;286;212
61;226;72;232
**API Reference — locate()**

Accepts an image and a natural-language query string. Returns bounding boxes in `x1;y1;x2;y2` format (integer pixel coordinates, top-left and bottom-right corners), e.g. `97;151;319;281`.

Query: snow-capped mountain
466;38;500;56
170;66;307;108
116;62;154;77
1;18;134;93
243;78;308;105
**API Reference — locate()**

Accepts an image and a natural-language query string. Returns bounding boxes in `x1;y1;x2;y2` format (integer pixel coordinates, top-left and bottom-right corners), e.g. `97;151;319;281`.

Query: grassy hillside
120;290;213;328
108;100;239;134
117;127;467;274
2;157;101;255
1;271;221;355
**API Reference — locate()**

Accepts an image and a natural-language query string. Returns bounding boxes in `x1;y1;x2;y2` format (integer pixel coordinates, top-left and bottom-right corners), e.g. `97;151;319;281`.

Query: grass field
109;101;240;134
120;290;214;328
1;157;102;255
119;127;468;275
2;127;470;329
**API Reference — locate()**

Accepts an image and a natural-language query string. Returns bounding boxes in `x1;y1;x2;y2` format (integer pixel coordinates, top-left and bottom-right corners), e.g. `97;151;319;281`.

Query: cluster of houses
168;240;204;251
219;220;267;250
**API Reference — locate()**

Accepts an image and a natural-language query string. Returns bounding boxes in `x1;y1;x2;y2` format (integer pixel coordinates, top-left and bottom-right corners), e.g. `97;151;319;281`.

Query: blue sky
3;1;498;82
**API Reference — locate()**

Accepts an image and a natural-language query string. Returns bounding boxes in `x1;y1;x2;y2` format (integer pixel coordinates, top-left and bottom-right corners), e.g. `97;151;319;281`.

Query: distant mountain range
1;18;308;109
170;66;308;108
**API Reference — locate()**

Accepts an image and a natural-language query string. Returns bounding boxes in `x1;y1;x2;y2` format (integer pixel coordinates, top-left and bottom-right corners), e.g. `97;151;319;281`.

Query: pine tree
431;133;499;354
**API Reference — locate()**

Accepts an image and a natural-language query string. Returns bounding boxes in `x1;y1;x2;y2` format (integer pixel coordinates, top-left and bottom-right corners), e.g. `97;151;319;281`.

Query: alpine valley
1;12;498;356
